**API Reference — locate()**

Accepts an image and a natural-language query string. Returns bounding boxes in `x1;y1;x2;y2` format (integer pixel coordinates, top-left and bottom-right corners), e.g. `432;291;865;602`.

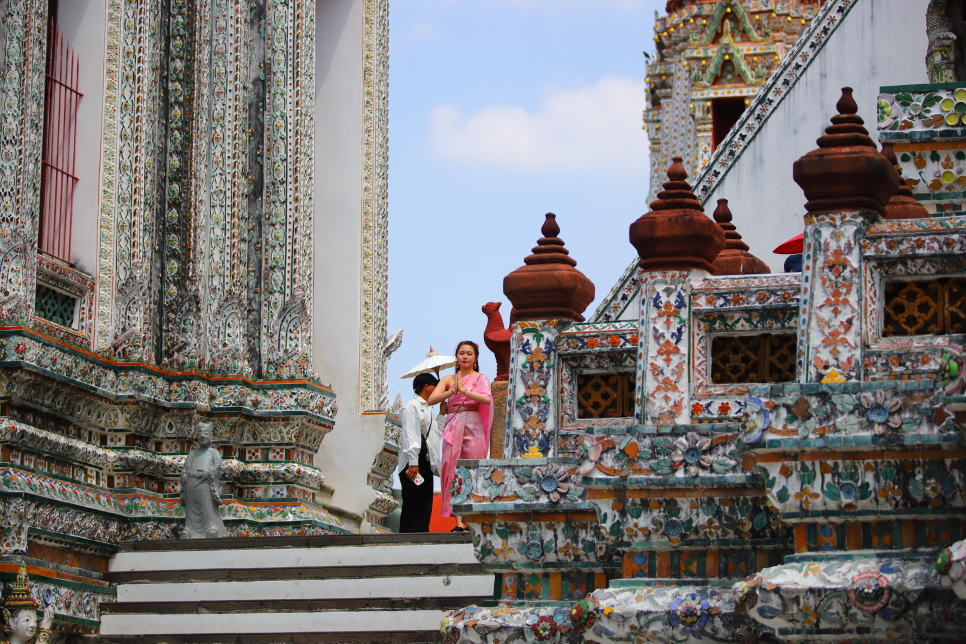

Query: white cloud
429;76;649;175
408;20;440;44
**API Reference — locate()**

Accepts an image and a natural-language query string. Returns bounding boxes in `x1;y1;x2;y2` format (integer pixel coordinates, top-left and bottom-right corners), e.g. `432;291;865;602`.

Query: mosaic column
636;271;696;426
260;0;316;380
157;0;203;370
0;0;49;325
359;0;391;411
630;158;724;426
96;0;166;361
195;0;265;377
503;214;594;459
796;209;878;384
792;88;897;384
505;319;564;458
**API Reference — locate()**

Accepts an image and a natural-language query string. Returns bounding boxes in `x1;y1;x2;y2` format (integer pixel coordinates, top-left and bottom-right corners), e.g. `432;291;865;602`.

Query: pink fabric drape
439;372;492;517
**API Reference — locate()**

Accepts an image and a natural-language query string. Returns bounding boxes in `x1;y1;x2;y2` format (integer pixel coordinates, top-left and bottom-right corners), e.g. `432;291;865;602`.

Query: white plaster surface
704;0;931;273
56;0;106;275
99;610;449;634
311;0;384;529
109;543;478;572
117;574;494;602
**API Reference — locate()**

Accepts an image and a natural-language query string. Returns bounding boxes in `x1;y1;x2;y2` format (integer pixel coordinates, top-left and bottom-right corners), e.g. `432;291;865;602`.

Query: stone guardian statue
180;422;228;538
2;563;54;644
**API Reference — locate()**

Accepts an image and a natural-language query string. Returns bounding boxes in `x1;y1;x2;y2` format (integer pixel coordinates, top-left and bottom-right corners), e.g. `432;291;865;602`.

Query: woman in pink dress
428;340;492;531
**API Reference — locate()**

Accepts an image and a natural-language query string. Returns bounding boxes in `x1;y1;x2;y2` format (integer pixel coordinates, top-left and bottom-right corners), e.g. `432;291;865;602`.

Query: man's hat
4;563;38;611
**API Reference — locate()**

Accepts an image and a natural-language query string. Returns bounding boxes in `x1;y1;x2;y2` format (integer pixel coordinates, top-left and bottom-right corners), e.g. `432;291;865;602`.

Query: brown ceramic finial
792;88;899;217
482;302;511;382
629;157;725;273
710;199;770;275
503;213;595;322
880;143;929;220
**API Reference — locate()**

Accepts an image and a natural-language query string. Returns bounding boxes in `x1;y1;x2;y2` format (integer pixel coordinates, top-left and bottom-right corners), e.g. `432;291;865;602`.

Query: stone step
100;610;453;640
109;543;478;577
98;534;489;643
101;630;444;644
114;532;471;552
100;596;481;614
111;573;493;603
106;562;486;584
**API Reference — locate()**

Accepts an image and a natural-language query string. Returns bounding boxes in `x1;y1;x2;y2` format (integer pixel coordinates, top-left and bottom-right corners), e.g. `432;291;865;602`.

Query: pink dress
440;372;492;517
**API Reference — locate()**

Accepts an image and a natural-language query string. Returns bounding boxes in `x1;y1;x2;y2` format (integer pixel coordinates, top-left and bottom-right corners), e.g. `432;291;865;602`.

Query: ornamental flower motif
526;615;558;643
877;94;898;128
938;539;966;598
740;397;769;444
569;597;598;633
524;540;544;561
839;480;859;502
663;517;684;539
450;466;470;506
671;434;713;477
576;434;603;475
533;465;571;503
848;571;891;614
859;390;901;435
794;485;820;509
730;574;760;614
668;595;711;633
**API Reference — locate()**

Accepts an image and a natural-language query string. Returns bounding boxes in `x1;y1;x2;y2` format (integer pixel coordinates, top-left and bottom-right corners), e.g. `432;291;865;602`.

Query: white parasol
400;346;457;379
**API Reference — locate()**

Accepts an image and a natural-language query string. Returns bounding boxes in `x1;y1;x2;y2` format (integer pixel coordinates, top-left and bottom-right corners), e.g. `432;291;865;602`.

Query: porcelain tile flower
668;595;710;633
848;571;891;614
576;434;602;475
533;465;570;502
859;390;901;435
740;396;769;443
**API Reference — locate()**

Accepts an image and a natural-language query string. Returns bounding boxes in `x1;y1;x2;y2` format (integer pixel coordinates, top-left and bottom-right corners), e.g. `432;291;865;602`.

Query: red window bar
39;18;82;263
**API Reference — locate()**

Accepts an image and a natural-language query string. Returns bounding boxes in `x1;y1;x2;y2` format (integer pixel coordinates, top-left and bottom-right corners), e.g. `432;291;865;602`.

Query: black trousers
398;434;434;533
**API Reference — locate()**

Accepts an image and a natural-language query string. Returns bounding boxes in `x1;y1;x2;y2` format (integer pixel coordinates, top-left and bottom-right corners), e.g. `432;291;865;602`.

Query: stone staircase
98;533;492;643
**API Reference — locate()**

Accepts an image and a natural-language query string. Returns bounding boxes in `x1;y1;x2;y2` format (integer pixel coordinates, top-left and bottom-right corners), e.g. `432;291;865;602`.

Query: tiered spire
4;562;38;611
710;199;770;275
881;143;929;220
792;87;898;216
629;157;725;273
503;214;595;322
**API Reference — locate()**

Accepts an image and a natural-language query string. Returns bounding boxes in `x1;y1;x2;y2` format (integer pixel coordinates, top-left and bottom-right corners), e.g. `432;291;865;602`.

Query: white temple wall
58;0;106;276
705;0;930;272
312;0;380;528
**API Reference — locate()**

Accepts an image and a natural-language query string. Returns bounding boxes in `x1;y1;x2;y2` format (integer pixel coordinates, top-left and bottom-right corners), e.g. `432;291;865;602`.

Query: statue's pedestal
489;380;508;459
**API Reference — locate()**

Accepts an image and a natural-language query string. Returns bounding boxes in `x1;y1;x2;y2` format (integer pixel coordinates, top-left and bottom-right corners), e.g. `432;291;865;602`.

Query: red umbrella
773;233;803;254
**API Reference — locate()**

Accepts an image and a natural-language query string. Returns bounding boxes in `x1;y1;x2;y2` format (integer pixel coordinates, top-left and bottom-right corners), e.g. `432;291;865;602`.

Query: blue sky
385;0;666;399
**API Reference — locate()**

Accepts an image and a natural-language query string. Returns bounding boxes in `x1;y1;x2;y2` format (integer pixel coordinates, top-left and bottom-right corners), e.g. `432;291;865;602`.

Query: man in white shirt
398;373;440;532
